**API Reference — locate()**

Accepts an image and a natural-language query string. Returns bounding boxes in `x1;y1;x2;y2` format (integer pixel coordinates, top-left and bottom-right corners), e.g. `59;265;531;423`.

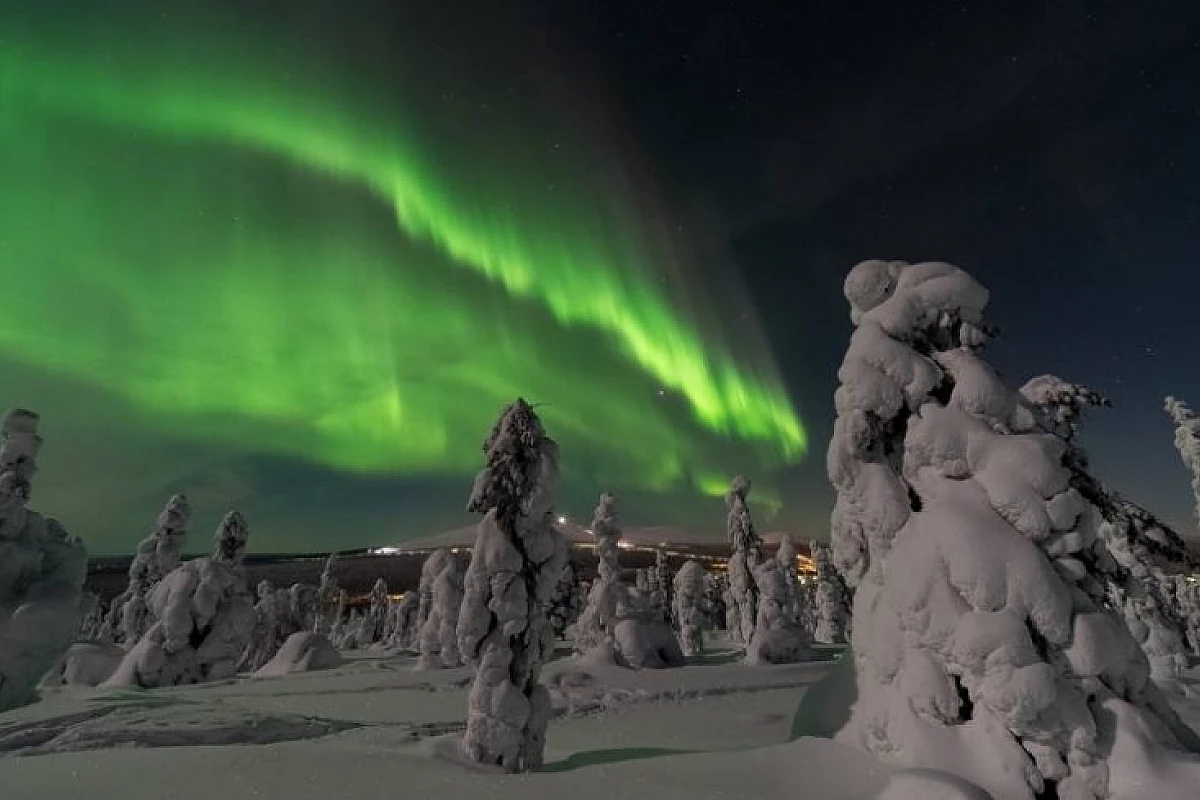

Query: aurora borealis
0;1;804;550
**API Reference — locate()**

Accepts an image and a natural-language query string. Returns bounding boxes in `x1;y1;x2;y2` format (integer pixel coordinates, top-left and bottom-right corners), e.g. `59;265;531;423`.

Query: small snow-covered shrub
612;617;685;669
548;558;585;639
456;399;568;773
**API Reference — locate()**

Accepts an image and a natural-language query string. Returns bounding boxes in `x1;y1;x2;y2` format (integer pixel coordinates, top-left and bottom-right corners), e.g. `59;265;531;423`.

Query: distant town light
370;546;400;556
557;515;568;525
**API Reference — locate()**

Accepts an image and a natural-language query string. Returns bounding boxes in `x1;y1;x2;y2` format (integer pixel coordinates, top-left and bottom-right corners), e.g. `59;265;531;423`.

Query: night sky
2;1;1198;553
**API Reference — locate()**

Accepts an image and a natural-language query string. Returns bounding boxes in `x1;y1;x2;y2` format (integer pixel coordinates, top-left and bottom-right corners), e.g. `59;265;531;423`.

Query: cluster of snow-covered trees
827;258;1200;799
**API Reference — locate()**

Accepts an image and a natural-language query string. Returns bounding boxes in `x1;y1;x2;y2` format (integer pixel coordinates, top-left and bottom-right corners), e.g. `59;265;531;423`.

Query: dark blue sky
550;0;1200;536
6;0;1200;552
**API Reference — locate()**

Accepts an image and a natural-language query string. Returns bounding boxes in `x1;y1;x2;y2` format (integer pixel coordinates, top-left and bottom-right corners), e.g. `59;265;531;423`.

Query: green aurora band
0;10;805;508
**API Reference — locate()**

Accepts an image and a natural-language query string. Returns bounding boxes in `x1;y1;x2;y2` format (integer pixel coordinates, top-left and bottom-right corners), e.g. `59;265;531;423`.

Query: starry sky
2;0;1198;553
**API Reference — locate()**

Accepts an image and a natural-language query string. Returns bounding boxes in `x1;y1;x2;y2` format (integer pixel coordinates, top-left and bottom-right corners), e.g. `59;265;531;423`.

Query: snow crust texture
829;259;1200;800
0;408;87;712
457;398;568;773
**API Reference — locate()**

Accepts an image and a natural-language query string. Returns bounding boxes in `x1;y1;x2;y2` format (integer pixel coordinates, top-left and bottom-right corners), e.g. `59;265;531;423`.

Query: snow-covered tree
328;589;351;647
0;408;88;712
829;259;1200;799
456;398;569;772
104;511;255;688
746;556;811;665
702;572;727;631
311;553;341;638
573;492;625;655
357;578;390;647
1176;576;1200;656
649;549;673;624
240;579;287;673
548;558;585;639
99;494;191;646
76;591;102;640
672;559;706;655
726;475;762;645
811;540;850;644
635;567;650;596
383;592;419;651
1166;396;1200;530
415;548;450;640
776;535;803;625
1026;376;1194;692
418;554;465;669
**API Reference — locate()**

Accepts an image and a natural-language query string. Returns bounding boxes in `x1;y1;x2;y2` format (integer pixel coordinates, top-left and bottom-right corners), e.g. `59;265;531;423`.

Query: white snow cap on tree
104;511;255;688
726;475;761;645
417;555;465;669
1165;396;1200;531
673;559;707;656
0;408;87;712
456;398;568;773
830;259;1200;800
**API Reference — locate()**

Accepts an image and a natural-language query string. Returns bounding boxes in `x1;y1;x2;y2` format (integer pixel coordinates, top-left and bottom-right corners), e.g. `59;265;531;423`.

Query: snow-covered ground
7;640;1200;800
0;638;877;800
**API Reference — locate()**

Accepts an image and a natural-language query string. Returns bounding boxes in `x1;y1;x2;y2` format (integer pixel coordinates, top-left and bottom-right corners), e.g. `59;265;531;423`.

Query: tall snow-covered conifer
726;475;761;645
573;492;624;655
829;259;1200;799
456;399;568;773
672;559;706;656
1165;396;1200;530
0;408;87;712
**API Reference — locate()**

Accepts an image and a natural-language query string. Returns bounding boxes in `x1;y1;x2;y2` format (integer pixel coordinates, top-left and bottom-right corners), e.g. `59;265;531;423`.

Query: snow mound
255;632;343;677
875;768;995;800
612;618;685;669
40;641;124;688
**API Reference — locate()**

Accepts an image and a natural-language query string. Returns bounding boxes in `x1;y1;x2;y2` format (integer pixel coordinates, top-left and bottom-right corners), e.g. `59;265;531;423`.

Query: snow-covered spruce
726;476;762;646
1165;396;1200;530
703;571;728;631
383;592;419;651
99;494;191;646
239;579;287;673
356;577;390;648
0;408;88;712
811;540;850;644
415;548;450;641
672;559;706;656
104;511;255;688
829;259;1200;800
417;554;465;669
310;553;342;638
547;558;585;640
746;554;812;665
650;548;673;624
456;398;569;773
776;534;804;627
1024;376;1195;693
76;591;102;640
573;492;624;655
